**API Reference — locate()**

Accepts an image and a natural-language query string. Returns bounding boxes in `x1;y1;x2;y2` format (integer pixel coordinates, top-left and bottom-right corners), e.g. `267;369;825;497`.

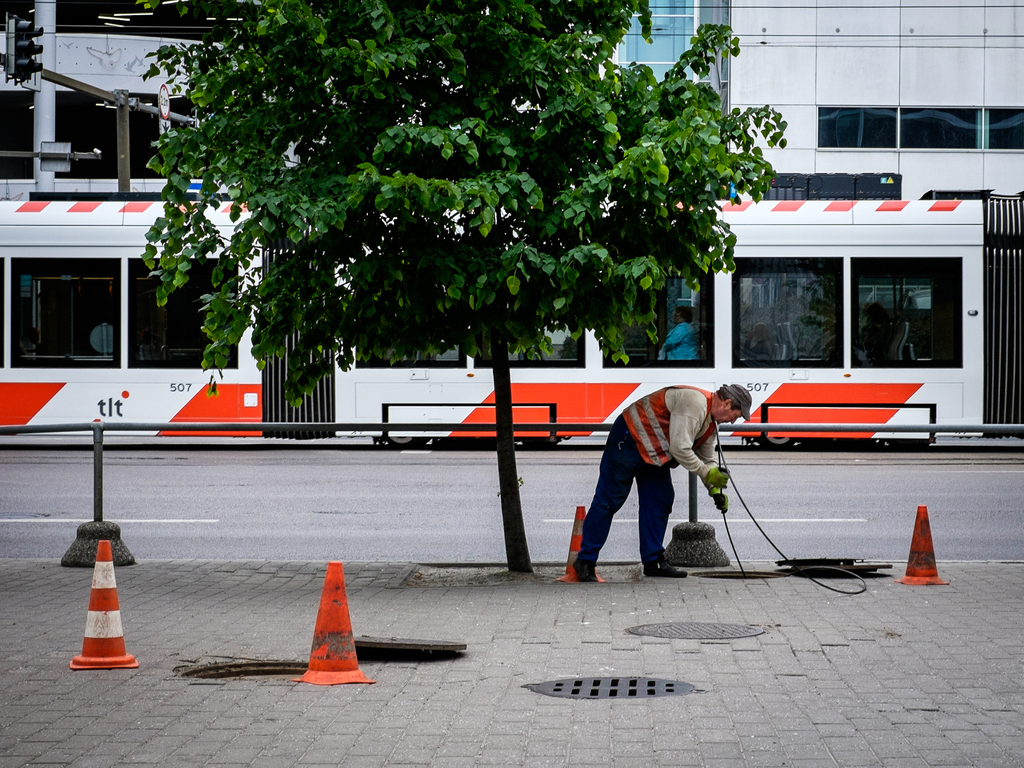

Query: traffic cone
294;562;375;685
557;506;605;583
70;540;139;670
895;505;949;585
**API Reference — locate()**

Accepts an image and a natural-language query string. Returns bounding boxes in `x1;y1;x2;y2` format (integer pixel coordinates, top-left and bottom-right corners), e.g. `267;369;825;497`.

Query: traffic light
5;13;44;89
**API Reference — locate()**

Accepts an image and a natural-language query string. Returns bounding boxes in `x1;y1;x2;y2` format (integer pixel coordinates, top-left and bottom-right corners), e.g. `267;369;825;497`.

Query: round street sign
158;85;171;121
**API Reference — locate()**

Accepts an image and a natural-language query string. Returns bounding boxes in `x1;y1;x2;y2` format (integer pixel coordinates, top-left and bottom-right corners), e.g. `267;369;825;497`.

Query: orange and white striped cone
70;540;138;670
294;562;375;685
557;506;605;583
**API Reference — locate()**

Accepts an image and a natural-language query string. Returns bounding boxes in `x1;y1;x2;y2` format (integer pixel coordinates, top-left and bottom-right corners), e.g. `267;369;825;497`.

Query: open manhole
178;661;307;679
692;570;787;579
626;621;765;640
177;637;467;679
777;558;892;575
524;677;695;699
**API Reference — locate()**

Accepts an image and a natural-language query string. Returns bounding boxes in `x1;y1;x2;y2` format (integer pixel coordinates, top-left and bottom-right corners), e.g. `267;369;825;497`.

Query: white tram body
0;197;984;441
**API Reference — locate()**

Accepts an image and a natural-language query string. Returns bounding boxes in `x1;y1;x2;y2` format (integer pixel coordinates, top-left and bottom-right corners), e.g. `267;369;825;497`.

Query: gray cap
719;384;752;420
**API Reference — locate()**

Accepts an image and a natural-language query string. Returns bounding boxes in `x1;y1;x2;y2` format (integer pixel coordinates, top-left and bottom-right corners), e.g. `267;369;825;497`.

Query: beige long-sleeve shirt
664;387;718;489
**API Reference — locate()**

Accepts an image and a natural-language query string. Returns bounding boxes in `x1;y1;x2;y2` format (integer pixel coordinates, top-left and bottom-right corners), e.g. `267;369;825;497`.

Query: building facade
727;0;1024;199
4;1;1022;200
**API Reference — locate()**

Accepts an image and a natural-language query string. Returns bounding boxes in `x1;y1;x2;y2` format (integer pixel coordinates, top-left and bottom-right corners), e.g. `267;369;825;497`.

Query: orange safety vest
623;386;714;466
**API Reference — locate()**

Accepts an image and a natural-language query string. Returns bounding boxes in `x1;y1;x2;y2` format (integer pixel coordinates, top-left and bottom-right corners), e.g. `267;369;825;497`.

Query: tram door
260;240;336;439
984;195;1024;427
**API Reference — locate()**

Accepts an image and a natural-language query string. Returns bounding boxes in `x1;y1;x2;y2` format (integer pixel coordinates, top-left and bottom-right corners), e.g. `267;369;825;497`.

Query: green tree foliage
143;0;786;571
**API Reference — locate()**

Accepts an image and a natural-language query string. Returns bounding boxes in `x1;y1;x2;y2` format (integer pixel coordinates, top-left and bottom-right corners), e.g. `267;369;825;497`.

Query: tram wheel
756;434;792;449
383;435;431;448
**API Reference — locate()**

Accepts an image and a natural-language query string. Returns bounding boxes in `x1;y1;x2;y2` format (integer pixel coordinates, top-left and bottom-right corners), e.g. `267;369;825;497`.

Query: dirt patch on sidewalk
405;563;644;587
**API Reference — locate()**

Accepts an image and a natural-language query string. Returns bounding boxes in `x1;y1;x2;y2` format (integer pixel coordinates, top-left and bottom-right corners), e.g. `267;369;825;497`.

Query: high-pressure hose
712;424;867;596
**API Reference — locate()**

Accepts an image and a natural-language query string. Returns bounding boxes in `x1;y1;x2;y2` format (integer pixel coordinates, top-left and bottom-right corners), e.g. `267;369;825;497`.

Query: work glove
712;492;729;513
706;467;730;490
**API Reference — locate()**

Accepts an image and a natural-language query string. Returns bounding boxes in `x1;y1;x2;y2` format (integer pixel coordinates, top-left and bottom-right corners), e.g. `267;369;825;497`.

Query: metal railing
1;421;1021;525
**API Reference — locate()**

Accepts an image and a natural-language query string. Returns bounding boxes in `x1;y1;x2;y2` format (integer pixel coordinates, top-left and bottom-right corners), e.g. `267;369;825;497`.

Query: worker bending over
573;384;752;582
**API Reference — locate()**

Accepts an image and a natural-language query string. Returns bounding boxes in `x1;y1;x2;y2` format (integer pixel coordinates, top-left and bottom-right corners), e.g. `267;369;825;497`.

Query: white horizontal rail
1;422;1023;436
2;421;1018;528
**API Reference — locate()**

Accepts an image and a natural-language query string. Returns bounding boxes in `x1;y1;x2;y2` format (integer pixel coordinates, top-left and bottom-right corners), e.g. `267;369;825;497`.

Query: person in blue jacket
659;306;699;360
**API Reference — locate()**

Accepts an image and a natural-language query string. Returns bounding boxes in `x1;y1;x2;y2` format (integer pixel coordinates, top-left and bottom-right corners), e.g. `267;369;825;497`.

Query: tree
143;0;786;572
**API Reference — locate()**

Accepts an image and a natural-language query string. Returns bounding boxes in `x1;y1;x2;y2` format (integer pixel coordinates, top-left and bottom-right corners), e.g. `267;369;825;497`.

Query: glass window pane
818;107;897;148
0;260;4;368
623;16;693;65
852;258;961;368
605;274;714;367
13;258;120;368
986;108;1024;150
900;108;982;149
128;259;237;369
357;347;464;368
475;331;583;368
650;0;694;12
733;258;843;368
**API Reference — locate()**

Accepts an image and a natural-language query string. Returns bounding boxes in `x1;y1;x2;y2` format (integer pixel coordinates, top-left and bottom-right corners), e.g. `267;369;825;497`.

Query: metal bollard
688;472;698;523
92;422;103;523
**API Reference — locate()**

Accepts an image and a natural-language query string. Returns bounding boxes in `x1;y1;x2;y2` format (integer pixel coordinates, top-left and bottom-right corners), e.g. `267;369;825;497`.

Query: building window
733;258;843;368
900;108;982;150
13;259;120;368
852;258;962;368
985;109;1024;150
818;107;1024;150
818;107;898;148
128;259;236;369
605;275;714;367
621;0;695;81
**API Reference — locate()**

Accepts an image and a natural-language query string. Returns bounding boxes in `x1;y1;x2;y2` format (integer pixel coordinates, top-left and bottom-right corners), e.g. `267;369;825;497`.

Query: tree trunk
490;336;533;573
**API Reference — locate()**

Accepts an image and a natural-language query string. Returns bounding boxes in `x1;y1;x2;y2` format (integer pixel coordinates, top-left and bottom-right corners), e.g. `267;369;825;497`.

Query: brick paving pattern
1;559;1022;767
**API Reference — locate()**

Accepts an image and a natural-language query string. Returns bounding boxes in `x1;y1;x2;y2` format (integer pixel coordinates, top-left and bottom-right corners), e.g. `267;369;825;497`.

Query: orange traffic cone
557;505;605;583
294;562;375;685
895;505;949;586
70;540;139;670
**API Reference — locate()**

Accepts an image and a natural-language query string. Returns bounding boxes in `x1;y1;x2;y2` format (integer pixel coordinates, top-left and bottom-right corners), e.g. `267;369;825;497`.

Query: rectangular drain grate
524;677;694;699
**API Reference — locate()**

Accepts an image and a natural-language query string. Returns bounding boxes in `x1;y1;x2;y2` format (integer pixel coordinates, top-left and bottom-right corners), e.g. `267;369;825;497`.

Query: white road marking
0;518;219;523
542;518;866;524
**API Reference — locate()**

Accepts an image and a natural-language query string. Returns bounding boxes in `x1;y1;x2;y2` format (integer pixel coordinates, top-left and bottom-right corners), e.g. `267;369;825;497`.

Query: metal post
115;90;130;192
688;472;698;523
33;0;57;193
92;422;103;523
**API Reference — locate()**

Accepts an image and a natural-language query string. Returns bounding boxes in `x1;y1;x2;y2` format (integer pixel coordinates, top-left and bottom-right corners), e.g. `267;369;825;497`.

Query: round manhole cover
524;677;694;699
625;622;765;640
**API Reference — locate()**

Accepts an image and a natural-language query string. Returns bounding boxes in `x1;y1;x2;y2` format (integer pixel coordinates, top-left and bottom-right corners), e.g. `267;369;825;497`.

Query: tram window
851;258;962;368
475;329;583;367
0;261;4;368
12;259;120;368
603;275;713;367
128;259;237;369
733;258;843;368
357;347;464;368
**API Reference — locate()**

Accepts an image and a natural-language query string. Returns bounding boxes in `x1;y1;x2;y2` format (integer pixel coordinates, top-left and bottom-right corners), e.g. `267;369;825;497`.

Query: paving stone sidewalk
1;558;1023;768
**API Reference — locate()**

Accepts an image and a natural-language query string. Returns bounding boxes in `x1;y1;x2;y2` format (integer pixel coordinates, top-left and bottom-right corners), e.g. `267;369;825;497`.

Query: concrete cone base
665;522;731;568
61;522;136;567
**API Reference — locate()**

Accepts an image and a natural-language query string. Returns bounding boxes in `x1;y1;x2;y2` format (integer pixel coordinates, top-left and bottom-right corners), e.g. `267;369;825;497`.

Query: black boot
643;554;687;578
573;558;598;582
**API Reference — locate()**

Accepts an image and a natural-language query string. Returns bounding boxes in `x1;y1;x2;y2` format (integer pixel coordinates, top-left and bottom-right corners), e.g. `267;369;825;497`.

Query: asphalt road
2;437;1023;564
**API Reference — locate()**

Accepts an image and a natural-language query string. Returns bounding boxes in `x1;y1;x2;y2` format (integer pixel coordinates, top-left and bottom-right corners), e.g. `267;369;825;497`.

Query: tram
1;194;1020;444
